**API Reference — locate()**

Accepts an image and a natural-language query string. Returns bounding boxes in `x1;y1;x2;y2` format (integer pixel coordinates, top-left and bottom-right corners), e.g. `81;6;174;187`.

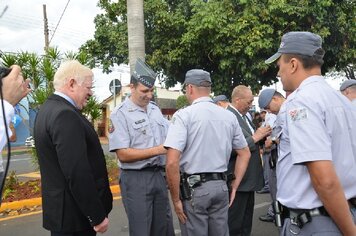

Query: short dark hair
283;48;325;69
130;75;139;87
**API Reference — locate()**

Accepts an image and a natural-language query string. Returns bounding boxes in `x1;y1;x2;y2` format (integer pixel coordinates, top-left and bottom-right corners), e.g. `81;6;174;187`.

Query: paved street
1;144;279;235
0;193;278;236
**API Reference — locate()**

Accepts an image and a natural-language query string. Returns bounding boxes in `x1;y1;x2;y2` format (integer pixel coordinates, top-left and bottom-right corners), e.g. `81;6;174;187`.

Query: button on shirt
164;97;247;174
277;76;356;209
109;97;170;170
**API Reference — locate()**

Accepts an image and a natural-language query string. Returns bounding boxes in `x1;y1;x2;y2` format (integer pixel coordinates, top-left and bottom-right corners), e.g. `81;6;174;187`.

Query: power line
49;0;71;45
0;5;8;18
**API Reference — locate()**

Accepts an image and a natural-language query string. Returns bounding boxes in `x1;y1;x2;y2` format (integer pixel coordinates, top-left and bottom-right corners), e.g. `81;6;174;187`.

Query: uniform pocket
131;120;153;146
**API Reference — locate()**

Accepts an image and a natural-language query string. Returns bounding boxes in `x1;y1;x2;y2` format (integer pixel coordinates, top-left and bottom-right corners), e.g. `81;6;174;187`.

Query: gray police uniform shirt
164;96;247;174
109;97;169;169
277;76;356;209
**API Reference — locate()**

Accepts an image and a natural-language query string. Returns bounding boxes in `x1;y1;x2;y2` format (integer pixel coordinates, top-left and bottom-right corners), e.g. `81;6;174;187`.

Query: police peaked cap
132;58;156;88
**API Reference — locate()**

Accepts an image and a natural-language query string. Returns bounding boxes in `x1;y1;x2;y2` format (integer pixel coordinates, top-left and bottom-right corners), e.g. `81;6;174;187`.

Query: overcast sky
0;0;128;101
0;0;346;103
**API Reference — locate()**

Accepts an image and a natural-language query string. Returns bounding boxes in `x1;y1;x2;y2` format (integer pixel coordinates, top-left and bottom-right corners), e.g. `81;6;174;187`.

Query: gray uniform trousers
119;168;174;236
180;180;229;236
281;206;356;235
267;158;277;217
261;152;271;191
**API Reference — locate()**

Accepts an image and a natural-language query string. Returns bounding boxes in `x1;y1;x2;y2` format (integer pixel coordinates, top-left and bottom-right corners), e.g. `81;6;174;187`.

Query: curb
0;185;120;212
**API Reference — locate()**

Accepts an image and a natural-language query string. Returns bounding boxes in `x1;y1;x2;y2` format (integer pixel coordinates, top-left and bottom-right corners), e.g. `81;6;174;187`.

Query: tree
81;0;355;96
127;0;145;73
0;48;102;126
176;95;189;109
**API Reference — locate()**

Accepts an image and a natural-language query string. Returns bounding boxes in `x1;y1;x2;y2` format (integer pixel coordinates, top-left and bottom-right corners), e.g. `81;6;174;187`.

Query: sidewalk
0;185;120;213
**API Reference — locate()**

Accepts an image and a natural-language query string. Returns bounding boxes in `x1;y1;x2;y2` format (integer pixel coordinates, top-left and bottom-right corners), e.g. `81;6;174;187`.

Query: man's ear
68;78;76;90
290;58;299;74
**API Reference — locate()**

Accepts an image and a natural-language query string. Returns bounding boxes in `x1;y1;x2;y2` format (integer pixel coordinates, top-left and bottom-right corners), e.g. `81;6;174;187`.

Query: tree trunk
127;0;145;75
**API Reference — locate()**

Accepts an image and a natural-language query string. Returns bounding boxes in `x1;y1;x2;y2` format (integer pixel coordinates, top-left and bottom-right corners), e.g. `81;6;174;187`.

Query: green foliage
2;171;19;200
176;95;189;109
82;96;102;125
1;48;105;169
105;154;118;170
30;147;39;171
81;0;355;96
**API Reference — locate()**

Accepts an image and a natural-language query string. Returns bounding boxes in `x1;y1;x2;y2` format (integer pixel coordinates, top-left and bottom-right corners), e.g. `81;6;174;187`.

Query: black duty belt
281;205;329;228
281;198;356;228
186;172;226;188
187;172;226;182
123;166;164;171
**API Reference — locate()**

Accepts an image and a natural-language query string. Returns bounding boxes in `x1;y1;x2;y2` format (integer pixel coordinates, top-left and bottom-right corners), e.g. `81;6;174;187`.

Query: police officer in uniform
265;31;356;235
109;59;174;236
258;89;286;223
213;94;230;109
340;80;356;105
164;69;251;236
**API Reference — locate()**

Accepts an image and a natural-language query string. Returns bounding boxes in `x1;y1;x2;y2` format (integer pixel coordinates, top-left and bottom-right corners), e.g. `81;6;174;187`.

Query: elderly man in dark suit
34;60;113;236
227;85;271;236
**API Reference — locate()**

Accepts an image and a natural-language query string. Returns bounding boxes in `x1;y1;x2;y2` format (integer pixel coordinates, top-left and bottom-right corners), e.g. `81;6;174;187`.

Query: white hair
53;60;93;90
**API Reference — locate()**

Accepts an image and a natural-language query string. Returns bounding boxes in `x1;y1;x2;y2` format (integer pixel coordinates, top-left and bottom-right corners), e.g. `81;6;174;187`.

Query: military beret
340;80;356;91
213;95;229;104
258;89;276;109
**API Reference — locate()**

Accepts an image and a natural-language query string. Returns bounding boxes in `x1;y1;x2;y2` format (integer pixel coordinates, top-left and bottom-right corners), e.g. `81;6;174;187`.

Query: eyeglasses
182;84;190;94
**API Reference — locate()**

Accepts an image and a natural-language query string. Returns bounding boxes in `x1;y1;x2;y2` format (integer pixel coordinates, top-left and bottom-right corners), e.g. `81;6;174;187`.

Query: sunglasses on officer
182;84;192;94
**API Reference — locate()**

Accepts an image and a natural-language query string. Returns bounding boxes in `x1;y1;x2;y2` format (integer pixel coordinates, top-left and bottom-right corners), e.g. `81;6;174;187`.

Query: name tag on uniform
135;119;146;124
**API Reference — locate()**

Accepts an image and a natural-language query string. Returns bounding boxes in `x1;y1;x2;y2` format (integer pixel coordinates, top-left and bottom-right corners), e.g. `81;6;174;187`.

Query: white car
25;136;35;148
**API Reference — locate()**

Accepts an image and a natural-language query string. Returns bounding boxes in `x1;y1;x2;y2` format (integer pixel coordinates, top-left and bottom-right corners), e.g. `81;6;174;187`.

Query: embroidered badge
108;119;115;133
288;107;308;122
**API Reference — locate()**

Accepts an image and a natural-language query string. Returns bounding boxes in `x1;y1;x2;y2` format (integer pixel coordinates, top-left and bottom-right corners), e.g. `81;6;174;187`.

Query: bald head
231;85;254;115
232;85;252;99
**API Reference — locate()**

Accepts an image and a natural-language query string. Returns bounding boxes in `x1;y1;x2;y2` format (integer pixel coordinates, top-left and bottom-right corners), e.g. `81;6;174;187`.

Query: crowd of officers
108;31;356;236
2;31;355;236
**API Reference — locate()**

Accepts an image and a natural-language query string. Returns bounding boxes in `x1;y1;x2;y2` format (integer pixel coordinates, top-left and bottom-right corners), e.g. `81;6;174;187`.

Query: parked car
25;136;35;148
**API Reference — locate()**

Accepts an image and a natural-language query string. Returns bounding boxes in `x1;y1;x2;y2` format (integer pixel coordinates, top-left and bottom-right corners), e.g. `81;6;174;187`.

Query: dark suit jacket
227;105;264;192
34;94;113;232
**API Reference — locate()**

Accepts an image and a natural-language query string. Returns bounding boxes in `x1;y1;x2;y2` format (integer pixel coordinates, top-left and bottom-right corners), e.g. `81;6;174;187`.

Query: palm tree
0;48;103;128
127;0;145;74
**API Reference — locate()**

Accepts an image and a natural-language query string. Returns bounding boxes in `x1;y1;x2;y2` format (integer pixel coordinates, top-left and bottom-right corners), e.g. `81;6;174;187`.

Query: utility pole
43;4;49;52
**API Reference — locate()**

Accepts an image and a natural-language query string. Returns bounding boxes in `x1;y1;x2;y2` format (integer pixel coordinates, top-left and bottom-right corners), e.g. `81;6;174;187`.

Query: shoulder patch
108;119;115;133
288;107;308;122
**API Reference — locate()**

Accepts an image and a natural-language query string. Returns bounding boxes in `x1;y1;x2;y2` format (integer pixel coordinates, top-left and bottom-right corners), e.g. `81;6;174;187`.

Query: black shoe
259;214;274;223
256;189;270;194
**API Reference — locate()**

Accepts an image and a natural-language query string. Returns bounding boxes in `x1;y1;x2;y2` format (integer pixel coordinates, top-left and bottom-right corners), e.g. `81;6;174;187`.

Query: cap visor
265;52;281;64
